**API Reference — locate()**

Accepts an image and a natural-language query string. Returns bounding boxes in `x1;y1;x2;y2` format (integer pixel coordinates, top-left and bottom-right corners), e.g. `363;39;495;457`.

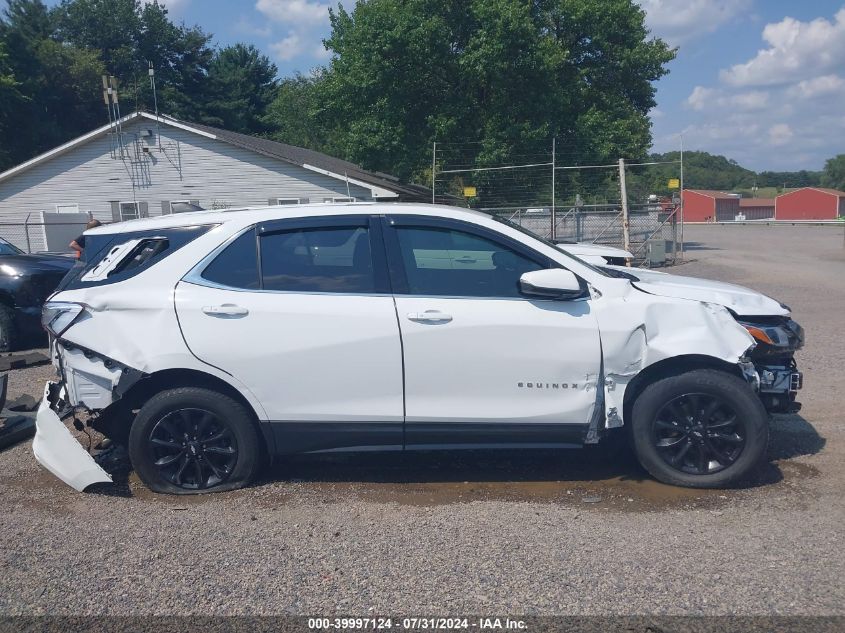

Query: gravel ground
0;223;843;616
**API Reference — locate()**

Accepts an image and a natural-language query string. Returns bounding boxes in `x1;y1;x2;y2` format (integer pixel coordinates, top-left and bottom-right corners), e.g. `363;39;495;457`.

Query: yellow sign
463;186;477;197
668;178;680;189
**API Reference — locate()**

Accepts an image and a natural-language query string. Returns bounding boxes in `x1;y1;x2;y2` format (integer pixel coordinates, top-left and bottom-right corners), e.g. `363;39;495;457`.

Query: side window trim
381;215;554;299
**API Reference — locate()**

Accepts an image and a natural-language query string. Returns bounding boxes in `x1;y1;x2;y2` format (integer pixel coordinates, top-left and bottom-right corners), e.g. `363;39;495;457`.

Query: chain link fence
432;141;683;266
0;218;93;254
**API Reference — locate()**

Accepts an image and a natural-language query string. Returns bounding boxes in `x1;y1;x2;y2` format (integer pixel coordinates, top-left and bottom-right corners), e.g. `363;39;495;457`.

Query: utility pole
679;134;685;260
431;141;436;204
551;138;556;242
618;158;630;264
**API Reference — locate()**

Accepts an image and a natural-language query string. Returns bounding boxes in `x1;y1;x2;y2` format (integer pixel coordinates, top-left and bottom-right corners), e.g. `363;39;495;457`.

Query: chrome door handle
407;311;452;323
202;304;249;316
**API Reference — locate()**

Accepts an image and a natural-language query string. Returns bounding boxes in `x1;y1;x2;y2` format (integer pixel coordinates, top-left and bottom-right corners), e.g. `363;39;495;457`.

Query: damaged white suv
34;204;803;494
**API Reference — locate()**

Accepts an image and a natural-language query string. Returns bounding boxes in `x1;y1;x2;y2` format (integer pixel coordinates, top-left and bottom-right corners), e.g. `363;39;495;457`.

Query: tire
631;369;768;488
128;387;261;494
0;304;16;352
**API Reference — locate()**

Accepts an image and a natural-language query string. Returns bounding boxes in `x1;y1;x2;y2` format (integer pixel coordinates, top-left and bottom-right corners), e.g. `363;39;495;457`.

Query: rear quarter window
56;224;216;291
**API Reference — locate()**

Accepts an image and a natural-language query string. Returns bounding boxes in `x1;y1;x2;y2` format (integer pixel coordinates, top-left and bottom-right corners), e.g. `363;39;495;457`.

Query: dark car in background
0;237;74;351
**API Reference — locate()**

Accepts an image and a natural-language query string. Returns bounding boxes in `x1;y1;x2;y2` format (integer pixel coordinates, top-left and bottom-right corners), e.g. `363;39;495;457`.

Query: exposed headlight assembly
737;317;804;354
41;302;84;337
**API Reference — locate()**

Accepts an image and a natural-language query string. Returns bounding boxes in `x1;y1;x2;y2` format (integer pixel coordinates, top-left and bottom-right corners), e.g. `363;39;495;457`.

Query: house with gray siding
0;111;430;252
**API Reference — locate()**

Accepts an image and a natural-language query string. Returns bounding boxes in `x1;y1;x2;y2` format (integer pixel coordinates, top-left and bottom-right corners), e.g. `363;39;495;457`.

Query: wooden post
618;158;630;265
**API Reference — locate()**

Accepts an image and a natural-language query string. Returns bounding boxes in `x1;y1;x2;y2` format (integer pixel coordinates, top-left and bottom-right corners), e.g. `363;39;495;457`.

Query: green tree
0;0;104;169
201;44;278;133
0;41;26;166
264;73;328;149
821;154;845;192
304;0;674;182
52;0;213;116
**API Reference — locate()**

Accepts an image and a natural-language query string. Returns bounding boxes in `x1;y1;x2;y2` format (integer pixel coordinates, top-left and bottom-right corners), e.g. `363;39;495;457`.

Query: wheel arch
107;367;275;457
622;354;745;428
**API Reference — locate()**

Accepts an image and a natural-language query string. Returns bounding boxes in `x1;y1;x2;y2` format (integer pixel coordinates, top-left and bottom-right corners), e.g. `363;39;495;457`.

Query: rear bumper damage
32;381;111;491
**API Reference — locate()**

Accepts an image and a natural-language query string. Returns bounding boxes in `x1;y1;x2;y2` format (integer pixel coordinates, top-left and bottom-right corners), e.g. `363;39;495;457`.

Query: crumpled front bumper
32;381;111;491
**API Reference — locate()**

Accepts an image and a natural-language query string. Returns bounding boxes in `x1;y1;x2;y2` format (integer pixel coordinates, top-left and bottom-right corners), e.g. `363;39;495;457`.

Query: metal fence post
431;141;436;204
618;158;630;263
550;138;556;242
24;213;32;253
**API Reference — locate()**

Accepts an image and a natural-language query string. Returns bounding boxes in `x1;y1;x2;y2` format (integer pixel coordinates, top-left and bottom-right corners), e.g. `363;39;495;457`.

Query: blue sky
38;1;845;171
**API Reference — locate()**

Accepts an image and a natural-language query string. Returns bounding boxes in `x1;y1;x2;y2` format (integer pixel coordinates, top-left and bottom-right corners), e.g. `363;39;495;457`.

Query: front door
175;216;404;452
384;216;602;447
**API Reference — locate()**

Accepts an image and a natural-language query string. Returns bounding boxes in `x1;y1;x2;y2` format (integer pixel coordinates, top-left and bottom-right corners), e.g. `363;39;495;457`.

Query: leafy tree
820;154;845;192
264;73;328;149
0;41;25;166
0;0;104;169
52;0;213;115
201;44;278;133
307;0;674;183
52;0;140;79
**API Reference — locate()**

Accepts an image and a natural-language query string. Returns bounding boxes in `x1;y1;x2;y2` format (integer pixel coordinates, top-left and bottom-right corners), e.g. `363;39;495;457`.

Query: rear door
383;215;602;447
175;215;404;452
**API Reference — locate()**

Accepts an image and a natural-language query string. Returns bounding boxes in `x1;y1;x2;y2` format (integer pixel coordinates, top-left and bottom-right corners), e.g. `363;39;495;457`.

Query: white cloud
270;31;303;61
768;123;793;146
257;0;332;63
639;0;752;45
788;74;845;99
721;9;845;87
654;7;845;169
686;86;768;112
256;0;331;26
235;17;273;39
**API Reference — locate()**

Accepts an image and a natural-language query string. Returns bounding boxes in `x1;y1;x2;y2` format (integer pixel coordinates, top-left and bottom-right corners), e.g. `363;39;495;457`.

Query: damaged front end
32;381;112;491
736;315;804;413
33;303;145;491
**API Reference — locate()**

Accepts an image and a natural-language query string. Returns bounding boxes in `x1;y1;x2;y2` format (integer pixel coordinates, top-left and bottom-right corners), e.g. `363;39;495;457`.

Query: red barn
776;187;845;220
682;190;740;222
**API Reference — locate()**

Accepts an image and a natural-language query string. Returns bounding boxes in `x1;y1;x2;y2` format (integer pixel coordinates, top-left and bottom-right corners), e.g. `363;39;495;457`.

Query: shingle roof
0;111;432;201
163;115;432;201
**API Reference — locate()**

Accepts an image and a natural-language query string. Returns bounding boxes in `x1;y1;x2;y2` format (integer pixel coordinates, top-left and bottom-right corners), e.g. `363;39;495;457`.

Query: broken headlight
736;316;804;358
41;302;84;337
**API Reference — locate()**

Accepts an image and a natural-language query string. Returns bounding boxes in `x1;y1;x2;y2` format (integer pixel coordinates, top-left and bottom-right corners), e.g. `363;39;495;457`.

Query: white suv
34;203;803;494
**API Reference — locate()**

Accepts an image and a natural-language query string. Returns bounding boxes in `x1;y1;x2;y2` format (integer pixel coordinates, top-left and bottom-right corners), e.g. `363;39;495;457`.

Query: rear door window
260;226;376;293
200;229;260;289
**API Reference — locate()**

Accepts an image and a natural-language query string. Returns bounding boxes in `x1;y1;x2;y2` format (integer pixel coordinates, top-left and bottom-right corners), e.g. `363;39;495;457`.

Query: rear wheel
631;369;768;488
128;387;260;494
0;304;16;352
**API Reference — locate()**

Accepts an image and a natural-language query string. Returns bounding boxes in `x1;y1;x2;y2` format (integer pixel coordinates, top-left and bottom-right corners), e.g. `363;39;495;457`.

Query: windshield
487;213;611;277
0;238;24;255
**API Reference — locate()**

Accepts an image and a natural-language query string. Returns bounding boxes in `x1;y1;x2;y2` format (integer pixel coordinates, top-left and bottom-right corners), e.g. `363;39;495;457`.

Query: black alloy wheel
652;393;746;475
149;407;238;490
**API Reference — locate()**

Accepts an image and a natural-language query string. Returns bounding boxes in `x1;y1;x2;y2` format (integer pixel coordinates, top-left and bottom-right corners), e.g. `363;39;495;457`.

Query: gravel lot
0;223;843;616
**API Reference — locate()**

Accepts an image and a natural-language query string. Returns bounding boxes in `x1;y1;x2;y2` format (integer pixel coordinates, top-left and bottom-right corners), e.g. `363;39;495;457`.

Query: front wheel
631;369;768;488
128;387;261;494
